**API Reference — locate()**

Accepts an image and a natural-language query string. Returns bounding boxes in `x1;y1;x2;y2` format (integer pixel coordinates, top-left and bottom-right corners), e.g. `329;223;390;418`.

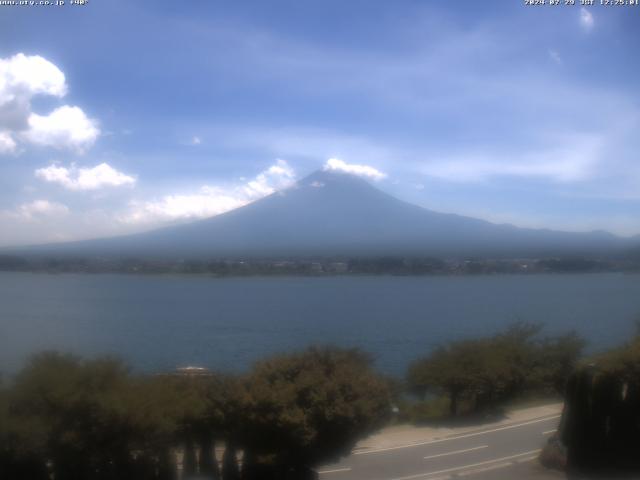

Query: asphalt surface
317;414;564;480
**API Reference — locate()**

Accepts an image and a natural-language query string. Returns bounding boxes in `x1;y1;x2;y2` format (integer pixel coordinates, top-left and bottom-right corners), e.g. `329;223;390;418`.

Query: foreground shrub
239;346;392;478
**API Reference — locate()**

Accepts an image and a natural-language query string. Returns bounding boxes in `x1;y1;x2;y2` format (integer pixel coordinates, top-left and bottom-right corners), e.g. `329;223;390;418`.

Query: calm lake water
1;272;639;377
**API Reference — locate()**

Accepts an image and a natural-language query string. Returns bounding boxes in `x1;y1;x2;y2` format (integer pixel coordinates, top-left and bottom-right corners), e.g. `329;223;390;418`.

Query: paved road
318;414;564;480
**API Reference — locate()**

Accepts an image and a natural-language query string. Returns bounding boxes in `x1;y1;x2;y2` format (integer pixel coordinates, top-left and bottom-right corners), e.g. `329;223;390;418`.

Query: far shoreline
1;254;639;277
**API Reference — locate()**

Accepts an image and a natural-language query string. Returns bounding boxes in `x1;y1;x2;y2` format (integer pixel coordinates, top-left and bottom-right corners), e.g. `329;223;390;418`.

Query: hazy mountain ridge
7;170;637;259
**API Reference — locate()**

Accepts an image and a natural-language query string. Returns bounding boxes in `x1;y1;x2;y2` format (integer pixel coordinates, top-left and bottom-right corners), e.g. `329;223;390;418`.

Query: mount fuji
11;170;634;259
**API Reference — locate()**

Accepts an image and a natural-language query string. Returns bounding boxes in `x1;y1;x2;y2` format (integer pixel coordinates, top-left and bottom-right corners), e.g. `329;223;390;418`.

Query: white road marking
318;467;352;475
423;445;488;460
516;455;539;463
459;454;538;475
354;415;560;455
457;461;512;476
387;449;541;480
542;429;556;435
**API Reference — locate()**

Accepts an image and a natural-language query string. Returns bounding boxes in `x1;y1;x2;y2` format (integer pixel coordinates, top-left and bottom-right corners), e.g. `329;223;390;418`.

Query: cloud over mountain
120;159;296;224
323;158;386;180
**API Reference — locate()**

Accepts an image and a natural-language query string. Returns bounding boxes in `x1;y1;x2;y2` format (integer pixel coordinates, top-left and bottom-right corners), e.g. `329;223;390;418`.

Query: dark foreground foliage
0;347;391;480
559;334;640;478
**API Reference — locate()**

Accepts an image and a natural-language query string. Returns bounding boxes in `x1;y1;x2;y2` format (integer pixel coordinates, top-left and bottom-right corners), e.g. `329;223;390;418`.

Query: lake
1;272;639;377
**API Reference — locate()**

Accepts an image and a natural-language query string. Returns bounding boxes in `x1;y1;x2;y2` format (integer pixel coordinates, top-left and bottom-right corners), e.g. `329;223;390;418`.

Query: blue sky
1;0;639;246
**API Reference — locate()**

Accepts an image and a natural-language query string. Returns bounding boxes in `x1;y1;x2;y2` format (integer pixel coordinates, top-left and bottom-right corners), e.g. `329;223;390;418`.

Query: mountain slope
14;170;633;258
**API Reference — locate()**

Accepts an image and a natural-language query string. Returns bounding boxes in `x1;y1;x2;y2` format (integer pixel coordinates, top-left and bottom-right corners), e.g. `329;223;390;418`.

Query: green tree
6;352;185;480
239;346;391;478
533;331;585;395
8;352;133;479
407;339;495;416
407;323;584;417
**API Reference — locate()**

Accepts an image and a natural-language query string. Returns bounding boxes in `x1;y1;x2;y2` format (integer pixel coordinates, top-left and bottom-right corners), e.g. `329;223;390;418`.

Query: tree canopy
0;347;392;480
239;347;391;473
407;323;584;416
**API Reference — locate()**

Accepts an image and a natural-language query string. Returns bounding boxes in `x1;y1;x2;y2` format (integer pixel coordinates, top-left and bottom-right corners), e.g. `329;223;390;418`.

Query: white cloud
120;160;296;224
241;159;296;198
0;53;67;108
0;131;17;154
24;106;99;154
0;53;99;155
35;162;136;190
191;136;202;145
15;200;69;220
323;157;387;180
123;188;247;224
580;8;594;31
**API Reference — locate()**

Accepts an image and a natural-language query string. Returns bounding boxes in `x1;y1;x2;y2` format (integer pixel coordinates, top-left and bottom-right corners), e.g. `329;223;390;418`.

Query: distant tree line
1;254;637;276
